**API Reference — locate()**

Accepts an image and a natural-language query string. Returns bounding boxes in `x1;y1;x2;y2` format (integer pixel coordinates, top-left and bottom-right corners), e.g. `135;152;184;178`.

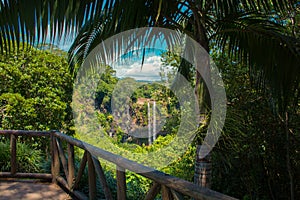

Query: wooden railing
0;130;237;200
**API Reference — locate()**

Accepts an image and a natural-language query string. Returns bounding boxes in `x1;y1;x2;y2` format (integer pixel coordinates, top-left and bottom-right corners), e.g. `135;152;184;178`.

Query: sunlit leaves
0;45;73;132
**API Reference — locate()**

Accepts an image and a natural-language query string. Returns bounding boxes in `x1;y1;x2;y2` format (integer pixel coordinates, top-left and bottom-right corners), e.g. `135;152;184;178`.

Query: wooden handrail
0;130;238;200
0;130;50;136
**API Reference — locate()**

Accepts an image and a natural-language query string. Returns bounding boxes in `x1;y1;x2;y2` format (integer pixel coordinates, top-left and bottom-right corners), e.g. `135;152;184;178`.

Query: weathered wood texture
92;156;113;200
73;151;88;190
0;172;52;180
0;130;50;136
162;185;172;200
67;143;75;188
10;134;17;174
116;166;126;200
51;133;60;184
144;182;161;200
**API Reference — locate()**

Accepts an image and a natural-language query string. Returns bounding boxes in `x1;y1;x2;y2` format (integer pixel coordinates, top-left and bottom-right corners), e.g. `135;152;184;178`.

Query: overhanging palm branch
0;0;117;52
68;0;191;76
0;0;294;50
214;13;300;111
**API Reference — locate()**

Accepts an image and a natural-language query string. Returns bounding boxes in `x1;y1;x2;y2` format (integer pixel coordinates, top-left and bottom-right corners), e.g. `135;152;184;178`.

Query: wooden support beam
87;152;97;200
92;156;113;200
116;166;126;200
170;189;184;200
72;190;89;200
10;134;17;175
68;143;75;188
73;151;87;190
56;138;69;182
161;185;172;200
56;176;88;200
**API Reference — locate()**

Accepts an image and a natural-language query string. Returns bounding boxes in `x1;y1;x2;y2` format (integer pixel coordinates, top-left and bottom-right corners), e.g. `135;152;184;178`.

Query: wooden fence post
10;134;17;175
194;145;212;188
51;132;60;184
117;166;126;200
68;143;75;188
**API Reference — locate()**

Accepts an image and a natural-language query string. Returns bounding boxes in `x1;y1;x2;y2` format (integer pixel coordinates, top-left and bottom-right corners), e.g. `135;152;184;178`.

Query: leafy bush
0;140;43;173
0;141;10;171
0;45;73;134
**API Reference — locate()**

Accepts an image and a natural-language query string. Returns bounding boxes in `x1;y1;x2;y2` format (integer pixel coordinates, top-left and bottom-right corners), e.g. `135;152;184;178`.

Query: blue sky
52;37;171;82
52;32;171;82
111;48;167;82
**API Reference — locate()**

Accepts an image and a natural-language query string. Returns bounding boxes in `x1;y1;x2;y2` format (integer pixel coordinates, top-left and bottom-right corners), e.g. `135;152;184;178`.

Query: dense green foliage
71;45;299;199
0;46;73;133
210;51;300;199
0;45;74;177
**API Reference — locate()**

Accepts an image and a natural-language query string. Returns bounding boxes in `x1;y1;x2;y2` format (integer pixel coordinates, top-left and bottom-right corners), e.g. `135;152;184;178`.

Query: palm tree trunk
192;11;213;188
285;112;295;200
194;145;212;188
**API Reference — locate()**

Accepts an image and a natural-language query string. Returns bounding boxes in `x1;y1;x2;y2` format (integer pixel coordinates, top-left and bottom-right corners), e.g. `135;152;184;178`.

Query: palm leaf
0;0;112;52
68;0;185;74
0;0;295;52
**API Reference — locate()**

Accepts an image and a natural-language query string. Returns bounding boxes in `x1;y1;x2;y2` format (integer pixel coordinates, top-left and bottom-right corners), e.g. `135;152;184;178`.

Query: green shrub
0;141;10;171
0;140;43;173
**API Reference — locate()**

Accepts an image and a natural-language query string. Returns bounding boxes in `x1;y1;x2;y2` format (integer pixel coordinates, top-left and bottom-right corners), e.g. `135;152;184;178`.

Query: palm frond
214;13;300;112
68;0;185;74
0;0;112;52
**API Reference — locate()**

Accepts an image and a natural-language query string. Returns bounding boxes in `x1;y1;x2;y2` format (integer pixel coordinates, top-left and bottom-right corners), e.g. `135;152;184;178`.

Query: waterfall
148;101;152;145
153;100;156;141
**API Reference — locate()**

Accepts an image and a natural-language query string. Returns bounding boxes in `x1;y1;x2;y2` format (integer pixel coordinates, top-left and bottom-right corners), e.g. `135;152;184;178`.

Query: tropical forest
0;1;299;200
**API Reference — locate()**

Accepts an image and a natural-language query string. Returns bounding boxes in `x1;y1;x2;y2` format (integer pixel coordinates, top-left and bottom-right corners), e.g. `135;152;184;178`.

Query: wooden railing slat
162;185;172;200
87;152;97;200
92;155;113;200
170;189;184;200
116;166;126;200
0;172;52;180
144;182;161;200
56;138;69;183
73;150;88;190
